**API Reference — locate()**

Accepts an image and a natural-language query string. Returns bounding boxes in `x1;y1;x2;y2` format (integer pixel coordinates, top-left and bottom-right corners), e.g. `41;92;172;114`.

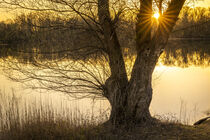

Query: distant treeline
172;7;210;38
0;7;209;64
0;7;209;45
0;10;135;61
0;12;104;60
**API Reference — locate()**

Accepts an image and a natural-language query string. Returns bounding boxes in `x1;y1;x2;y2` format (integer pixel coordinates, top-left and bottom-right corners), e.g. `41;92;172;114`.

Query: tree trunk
100;0;186;126
105;43;159;125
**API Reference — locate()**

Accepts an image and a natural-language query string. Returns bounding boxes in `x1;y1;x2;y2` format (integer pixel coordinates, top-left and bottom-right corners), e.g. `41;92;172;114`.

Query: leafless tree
1;0;186;126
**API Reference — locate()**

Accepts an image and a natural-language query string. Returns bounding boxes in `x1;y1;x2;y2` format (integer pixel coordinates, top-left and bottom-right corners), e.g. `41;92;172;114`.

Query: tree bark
98;0;128;125
99;0;186;126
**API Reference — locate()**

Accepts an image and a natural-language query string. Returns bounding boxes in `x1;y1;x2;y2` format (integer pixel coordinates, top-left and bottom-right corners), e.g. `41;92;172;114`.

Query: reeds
0;90;109;140
0;89;205;140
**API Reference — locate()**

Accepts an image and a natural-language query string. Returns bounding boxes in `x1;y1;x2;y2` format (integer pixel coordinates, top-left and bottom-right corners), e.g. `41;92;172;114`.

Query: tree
1;0;186;126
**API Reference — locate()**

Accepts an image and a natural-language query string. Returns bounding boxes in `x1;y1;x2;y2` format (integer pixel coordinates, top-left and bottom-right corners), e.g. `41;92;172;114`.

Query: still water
0;41;209;125
151;65;210;124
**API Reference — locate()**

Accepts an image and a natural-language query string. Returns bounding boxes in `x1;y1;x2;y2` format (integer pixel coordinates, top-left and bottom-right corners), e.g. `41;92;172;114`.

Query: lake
0;40;209;125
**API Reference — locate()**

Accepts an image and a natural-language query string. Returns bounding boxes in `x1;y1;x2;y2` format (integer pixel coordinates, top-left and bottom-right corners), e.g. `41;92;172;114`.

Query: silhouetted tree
0;0;186;126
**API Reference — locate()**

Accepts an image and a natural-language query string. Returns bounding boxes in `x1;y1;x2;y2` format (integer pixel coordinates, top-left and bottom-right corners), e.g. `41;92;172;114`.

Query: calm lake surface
0;40;209;125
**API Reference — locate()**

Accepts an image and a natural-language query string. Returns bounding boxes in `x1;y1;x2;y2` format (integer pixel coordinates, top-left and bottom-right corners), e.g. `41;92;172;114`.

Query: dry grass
0;90;109;140
0;90;209;140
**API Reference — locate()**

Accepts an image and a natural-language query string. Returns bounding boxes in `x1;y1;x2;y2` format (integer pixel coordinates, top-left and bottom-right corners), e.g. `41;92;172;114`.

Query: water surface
0;40;209;125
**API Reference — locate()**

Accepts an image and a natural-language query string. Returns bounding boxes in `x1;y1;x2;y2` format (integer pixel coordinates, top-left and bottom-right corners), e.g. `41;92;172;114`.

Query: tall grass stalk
0;90;109;139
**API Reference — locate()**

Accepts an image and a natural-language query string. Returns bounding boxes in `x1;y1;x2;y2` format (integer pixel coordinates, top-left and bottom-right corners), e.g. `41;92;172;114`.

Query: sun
153;12;160;19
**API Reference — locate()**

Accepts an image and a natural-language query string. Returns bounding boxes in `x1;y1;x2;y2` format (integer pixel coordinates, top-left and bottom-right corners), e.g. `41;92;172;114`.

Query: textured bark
98;0;127;81
99;0;186;126
136;0;153;53
98;0;128;124
125;0;186;124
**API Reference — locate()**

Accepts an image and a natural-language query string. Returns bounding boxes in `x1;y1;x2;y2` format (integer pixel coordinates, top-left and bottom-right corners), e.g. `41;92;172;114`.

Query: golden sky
0;0;210;22
196;0;210;7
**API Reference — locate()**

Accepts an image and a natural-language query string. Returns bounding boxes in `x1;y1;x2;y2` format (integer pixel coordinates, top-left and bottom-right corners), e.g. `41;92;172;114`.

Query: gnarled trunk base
105;73;155;126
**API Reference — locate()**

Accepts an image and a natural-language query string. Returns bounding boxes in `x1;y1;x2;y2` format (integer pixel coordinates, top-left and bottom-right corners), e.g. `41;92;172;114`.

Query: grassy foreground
0;91;209;140
1;117;210;140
